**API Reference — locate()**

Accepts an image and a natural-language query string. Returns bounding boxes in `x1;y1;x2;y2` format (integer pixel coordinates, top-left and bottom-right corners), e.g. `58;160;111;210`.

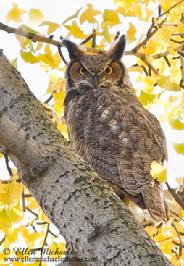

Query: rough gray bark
0;50;172;266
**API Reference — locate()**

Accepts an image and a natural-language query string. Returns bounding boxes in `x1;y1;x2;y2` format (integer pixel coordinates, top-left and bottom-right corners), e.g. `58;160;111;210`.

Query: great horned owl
63;35;168;222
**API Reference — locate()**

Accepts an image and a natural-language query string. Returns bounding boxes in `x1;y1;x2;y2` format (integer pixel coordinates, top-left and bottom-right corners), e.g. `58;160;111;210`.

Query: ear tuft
62;39;83;59
107;34;126;60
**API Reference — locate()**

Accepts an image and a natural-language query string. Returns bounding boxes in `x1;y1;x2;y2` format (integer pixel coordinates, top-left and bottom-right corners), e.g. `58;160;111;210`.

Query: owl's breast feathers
64;84;168;222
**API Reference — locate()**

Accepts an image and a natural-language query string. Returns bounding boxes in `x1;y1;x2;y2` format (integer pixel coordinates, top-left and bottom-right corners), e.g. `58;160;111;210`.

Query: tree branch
135;52;159;75
127;0;184;55
166;182;184;210
0;22;62;47
0;51;172;265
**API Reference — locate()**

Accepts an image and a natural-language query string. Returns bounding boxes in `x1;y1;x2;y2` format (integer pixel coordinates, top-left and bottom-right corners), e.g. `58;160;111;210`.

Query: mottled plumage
63;35;168;222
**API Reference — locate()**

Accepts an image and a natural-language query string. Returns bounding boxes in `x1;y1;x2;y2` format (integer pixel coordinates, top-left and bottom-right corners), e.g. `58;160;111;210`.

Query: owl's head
63;35;131;90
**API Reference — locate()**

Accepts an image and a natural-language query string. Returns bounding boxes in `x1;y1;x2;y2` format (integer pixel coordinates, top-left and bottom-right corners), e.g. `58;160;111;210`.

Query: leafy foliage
0;1;184;265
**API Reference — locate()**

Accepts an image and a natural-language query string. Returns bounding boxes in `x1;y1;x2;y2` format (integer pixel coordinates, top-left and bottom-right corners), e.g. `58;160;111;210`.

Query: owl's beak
92;75;98;88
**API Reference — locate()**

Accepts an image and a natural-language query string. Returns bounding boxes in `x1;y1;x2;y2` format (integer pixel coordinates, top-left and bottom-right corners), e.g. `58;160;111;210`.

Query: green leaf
62;8;82;25
19;24;38;34
174;143;184;155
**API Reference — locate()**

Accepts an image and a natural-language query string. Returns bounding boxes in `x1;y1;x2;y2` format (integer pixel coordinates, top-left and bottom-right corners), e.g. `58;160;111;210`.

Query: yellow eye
104;66;113;75
79;67;87;75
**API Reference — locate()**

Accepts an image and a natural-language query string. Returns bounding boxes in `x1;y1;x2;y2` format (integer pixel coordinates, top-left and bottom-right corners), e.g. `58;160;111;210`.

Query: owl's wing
116;101;168;221
140;106;167;162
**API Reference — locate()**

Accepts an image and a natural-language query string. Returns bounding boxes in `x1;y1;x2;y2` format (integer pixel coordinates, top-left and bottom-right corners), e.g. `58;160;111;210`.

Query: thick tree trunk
0;50;172;266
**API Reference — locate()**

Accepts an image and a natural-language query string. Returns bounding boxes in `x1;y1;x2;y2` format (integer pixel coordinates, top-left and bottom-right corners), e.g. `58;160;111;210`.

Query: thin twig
58;45;68;65
172;33;184;37
39;223;50;266
136;52;159;75
114;31;120;41
22;190;26;212
26;207;39;218
170;38;183;44
133;19;166;54
36;222;49;225
171;222;183;258
92;29;96;48
180;52;184;88
166;182;184;210
44;94;53;104
160;0;184;17
152;51;169;59
173;240;184;248
4;154;13;177
48;230;59;238
0;235;6;246
80;31;96;45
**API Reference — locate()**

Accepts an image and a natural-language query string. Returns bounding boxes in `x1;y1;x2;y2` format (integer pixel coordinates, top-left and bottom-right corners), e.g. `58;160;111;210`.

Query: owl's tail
142;183;169;222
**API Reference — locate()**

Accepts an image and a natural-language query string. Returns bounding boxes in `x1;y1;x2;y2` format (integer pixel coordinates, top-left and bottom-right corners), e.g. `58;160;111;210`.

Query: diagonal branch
0;50;172;266
0;22;62;47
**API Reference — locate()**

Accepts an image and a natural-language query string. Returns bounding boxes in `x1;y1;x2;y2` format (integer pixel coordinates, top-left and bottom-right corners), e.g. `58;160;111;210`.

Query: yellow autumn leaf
137;76;155;93
80;4;101;24
48;241;66;259
171;257;183;266
127;22;136;42
38;45;61;68
65;21;87;38
6;204;23;223
154;233;170;243
39;209;50;222
6;4;26;22
6;228;19;242
151;161;167;183
168;108;184;130
28;9;44;23
160;240;173;255
145;225;158;236
41;21;60;34
53;90;65;115
177;23;184;34
176;177;184;185
101;23;112;42
21;50;39;64
21;227;42;243
12;263;25;266
26;197;39;209
0;208;9;229
116;2;142;18
0;180;23;205
58;120;68;140
138;91;155;106
174;143;184;155
0;251;9;263
179;209;184;219
143;40;157;55
103;9;120;26
156;76;180;91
